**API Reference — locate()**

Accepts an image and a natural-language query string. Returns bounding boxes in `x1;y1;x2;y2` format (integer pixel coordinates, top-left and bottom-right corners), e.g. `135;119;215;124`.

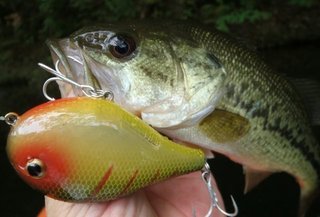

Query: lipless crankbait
6;97;205;201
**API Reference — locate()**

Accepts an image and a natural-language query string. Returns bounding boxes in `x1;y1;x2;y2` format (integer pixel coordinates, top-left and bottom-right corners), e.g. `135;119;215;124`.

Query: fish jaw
46;39;84;98
46;39;125;103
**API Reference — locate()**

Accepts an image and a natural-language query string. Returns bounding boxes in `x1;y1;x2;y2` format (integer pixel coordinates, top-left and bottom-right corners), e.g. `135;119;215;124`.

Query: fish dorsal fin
199;109;250;144
243;166;272;193
289;78;320;126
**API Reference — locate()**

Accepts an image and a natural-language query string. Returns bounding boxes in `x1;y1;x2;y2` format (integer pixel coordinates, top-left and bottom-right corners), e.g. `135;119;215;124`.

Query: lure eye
109;34;136;59
26;159;46;178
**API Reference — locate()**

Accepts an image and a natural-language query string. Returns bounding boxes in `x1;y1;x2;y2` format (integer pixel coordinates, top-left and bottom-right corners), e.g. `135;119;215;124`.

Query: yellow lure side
6;97;205;201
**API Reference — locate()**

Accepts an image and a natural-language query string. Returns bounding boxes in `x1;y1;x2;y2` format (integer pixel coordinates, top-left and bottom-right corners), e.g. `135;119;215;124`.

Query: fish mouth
46;39;119;100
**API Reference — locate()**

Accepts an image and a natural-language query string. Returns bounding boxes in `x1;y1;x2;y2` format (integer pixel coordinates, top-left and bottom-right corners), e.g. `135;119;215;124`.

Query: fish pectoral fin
199;109;250;144
243;166;272;193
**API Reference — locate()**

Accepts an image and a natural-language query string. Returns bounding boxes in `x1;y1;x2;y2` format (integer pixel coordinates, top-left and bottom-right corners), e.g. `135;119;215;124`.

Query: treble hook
38;59;113;101
200;162;238;217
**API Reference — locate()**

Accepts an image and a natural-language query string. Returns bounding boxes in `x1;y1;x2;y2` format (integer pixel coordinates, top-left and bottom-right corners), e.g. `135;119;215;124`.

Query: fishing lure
1;60;238;216
7;97;207;199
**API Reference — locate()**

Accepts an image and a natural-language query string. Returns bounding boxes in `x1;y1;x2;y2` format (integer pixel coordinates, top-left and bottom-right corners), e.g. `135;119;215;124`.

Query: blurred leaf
288;0;315;7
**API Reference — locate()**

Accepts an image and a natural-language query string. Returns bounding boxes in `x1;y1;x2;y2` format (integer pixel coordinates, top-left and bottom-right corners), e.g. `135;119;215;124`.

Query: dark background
0;0;320;216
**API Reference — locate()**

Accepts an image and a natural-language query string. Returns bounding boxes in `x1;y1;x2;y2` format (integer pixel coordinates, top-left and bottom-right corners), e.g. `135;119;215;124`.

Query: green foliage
0;0;317;65
4;0;313;45
288;0;315;7
0;38;18;63
216;9;271;31
0;0;273;42
199;0;271;31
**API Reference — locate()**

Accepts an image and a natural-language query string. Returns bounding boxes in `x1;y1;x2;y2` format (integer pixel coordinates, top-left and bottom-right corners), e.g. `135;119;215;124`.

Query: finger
45;196;111;217
45;192;158;217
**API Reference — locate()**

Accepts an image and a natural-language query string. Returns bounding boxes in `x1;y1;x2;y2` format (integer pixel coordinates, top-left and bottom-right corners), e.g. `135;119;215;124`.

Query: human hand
44;171;225;217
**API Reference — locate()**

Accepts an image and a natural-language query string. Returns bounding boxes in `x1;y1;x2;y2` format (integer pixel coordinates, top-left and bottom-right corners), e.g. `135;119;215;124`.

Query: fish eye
26;159;46;178
108;34;136;59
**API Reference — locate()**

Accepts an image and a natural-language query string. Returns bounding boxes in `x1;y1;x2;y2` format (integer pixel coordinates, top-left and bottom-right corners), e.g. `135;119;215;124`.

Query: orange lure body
6;97;205;202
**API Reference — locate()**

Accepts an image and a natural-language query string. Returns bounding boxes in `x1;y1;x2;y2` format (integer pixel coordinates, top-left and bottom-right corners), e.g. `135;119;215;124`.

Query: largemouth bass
46;21;319;216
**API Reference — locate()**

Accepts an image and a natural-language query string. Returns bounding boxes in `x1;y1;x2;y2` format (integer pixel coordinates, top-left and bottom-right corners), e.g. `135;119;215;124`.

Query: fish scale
184;24;320;214
43;21;319;216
